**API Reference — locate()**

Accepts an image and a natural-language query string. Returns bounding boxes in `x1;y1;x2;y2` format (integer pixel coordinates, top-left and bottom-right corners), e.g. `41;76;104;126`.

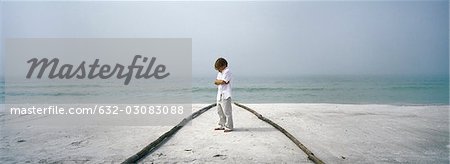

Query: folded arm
214;79;229;85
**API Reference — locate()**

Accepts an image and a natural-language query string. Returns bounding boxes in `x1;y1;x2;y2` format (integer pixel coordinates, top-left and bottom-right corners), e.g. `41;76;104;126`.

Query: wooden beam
234;102;325;164
122;103;216;163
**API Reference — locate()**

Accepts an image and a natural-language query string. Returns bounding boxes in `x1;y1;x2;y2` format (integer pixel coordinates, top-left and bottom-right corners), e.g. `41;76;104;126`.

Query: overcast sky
1;1;448;78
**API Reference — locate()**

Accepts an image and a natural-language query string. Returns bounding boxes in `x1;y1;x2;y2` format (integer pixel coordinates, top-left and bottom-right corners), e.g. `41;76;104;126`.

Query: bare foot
224;129;233;132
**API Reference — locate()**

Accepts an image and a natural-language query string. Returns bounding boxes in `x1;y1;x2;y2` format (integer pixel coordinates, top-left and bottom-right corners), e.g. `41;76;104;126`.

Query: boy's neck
220;67;227;73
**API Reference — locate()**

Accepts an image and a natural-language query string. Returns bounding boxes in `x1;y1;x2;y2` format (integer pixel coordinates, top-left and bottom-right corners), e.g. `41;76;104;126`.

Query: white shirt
216;67;232;101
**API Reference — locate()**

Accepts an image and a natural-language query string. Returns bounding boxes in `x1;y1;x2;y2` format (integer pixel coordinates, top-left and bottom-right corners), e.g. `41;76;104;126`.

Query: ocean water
1;79;190;104
0;75;448;105
193;75;449;105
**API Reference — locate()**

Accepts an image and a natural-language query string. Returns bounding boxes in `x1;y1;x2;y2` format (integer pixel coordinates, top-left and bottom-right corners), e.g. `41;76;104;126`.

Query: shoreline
193;102;450;106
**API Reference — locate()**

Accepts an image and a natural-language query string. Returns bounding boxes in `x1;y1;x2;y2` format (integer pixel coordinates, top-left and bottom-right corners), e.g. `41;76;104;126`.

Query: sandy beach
244;104;449;163
1;103;448;163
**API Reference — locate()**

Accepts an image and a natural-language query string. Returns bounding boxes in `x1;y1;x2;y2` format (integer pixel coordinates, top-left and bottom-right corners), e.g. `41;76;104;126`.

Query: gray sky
1;1;448;78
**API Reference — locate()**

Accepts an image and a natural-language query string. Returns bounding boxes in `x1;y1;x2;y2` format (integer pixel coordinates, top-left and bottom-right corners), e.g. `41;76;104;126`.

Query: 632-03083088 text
9;105;185;115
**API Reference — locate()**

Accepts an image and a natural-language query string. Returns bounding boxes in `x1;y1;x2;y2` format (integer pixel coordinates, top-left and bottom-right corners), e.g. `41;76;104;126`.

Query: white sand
141;104;311;163
244;104;449;163
1;104;448;163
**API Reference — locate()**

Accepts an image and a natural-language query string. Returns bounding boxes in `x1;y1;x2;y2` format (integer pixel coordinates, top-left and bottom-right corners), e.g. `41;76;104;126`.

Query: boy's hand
214;79;222;85
214;79;229;85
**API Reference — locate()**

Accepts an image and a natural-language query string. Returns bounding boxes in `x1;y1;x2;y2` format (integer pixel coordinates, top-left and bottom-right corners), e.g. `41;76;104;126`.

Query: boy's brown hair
214;58;228;70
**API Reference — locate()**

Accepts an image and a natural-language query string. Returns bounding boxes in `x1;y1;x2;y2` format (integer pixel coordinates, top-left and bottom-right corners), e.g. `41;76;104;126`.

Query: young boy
214;58;233;132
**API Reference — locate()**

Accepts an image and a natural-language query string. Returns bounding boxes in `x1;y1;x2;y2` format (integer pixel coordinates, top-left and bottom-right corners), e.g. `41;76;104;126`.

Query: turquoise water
1;75;448;105
193;75;449;105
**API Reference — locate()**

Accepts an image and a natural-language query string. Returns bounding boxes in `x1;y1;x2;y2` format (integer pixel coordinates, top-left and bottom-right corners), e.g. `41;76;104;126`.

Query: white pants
217;97;233;129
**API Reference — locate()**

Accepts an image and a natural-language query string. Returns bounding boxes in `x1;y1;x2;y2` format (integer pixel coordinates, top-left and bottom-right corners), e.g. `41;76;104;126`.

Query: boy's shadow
232;127;275;132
